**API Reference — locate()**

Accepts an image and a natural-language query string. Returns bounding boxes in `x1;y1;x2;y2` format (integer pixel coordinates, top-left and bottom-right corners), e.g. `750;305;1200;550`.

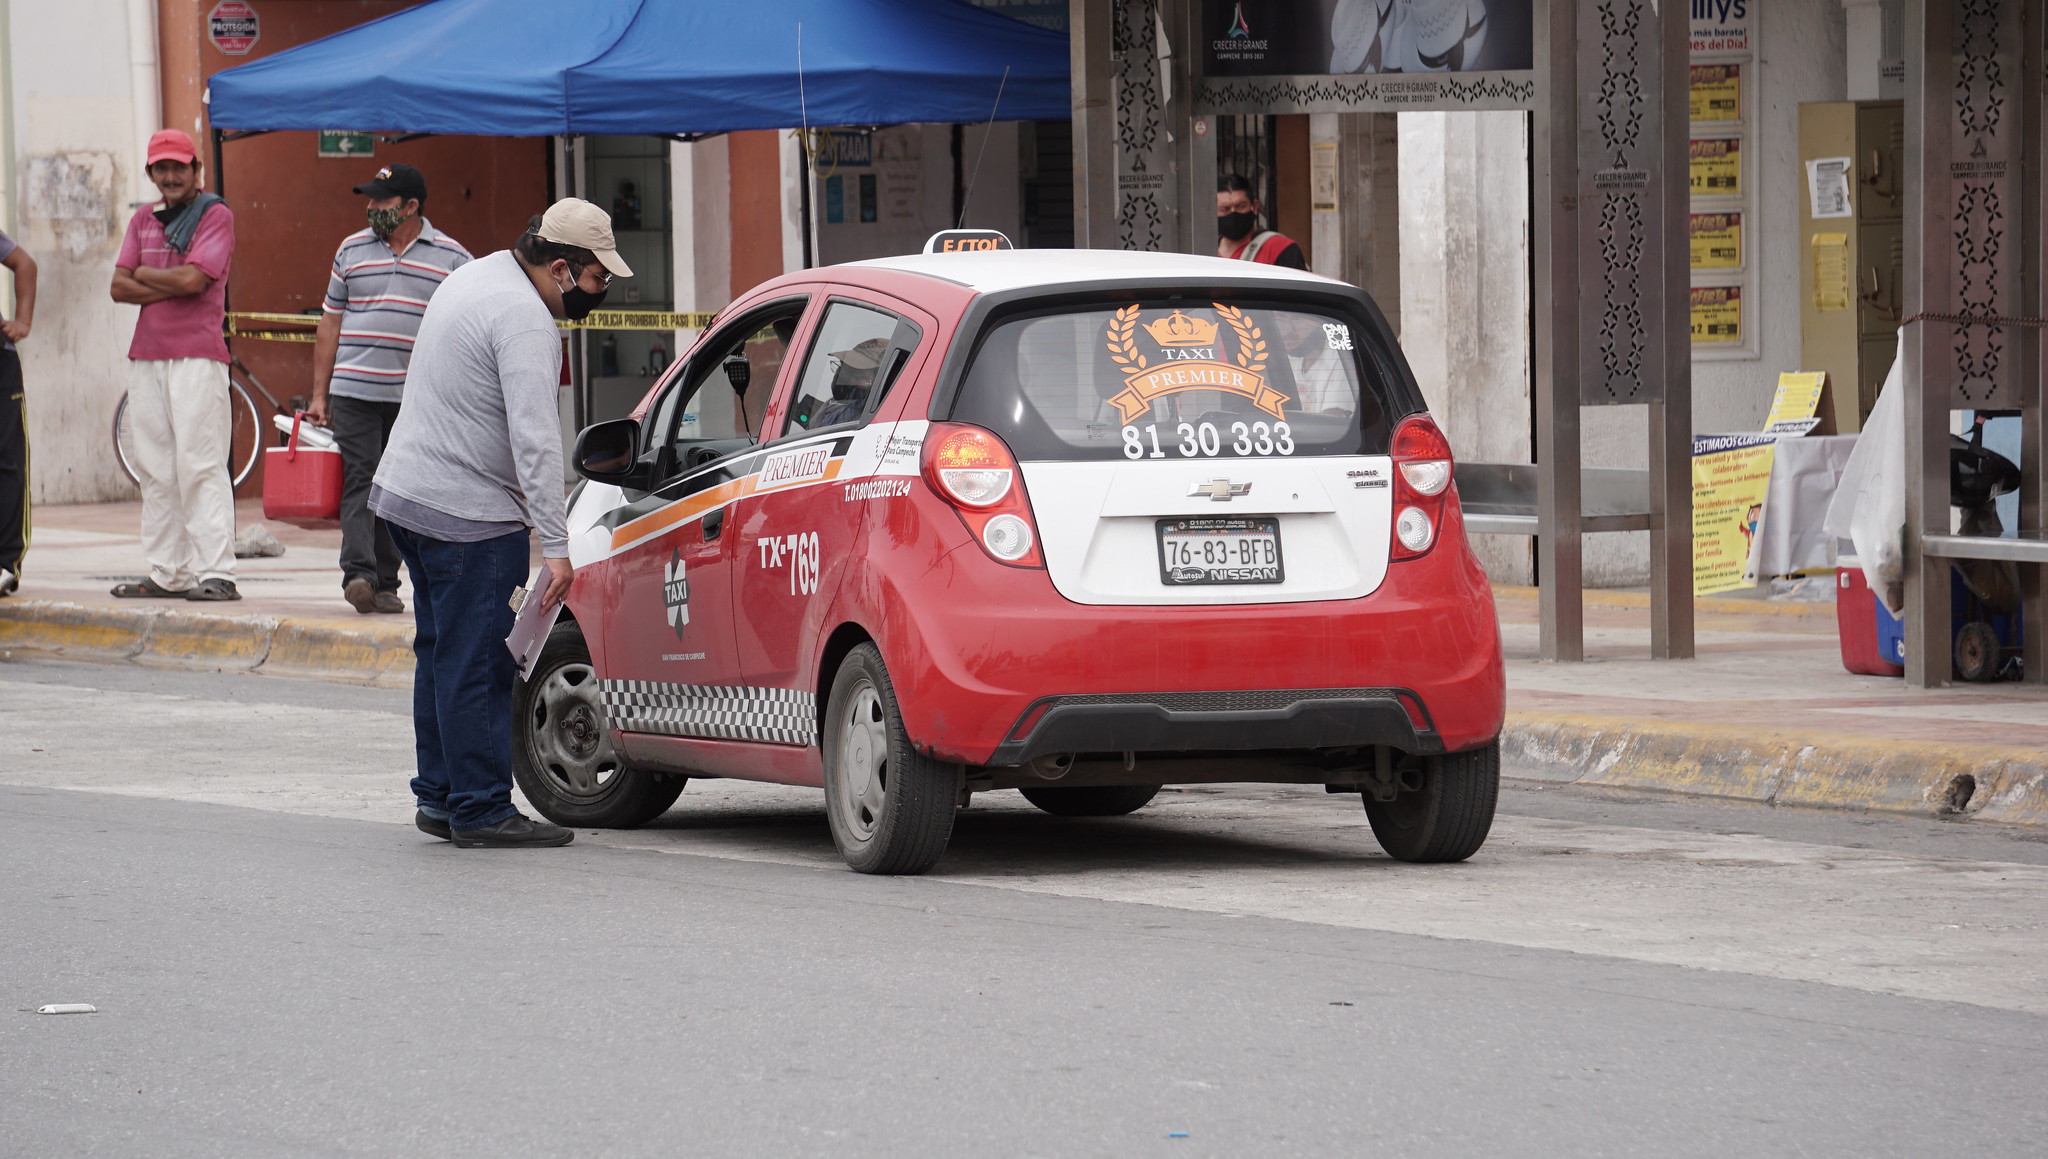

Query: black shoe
344;576;377;614
415;811;451;841
451;813;574;849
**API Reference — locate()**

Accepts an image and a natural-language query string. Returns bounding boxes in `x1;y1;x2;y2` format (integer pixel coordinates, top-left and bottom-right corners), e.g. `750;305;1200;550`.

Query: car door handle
703;508;725;540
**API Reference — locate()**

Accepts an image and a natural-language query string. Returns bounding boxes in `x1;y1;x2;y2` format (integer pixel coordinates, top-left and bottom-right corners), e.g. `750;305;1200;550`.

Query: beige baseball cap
536;197;633;278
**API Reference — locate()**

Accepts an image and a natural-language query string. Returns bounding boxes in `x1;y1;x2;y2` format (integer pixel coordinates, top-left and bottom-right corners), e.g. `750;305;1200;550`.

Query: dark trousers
331;395;403;592
0;349;25;575
389;524;531;831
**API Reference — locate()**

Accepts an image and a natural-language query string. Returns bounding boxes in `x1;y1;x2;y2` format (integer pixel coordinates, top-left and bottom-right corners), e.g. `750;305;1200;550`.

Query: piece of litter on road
37;1004;97;1015
1329;1001;1354;1006
1168;1131;1190;1138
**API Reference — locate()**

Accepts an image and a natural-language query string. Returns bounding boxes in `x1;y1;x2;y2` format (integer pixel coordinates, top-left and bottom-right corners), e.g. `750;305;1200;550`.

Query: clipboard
505;566;564;680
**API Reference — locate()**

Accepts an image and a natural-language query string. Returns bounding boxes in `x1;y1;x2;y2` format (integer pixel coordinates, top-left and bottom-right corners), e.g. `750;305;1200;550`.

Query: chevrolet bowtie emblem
1188;478;1252;501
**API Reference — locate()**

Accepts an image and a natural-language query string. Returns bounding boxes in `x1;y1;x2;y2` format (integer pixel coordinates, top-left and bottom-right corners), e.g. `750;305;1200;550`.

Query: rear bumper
986;687;1441;765
874;504;1504;766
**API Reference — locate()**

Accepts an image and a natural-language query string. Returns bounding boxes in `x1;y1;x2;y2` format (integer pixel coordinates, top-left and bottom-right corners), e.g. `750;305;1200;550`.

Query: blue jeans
389;525;531;830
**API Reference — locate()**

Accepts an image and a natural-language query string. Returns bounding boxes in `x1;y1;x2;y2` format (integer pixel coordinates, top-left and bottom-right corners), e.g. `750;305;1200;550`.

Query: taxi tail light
922;424;1046;568
1390;414;1454;561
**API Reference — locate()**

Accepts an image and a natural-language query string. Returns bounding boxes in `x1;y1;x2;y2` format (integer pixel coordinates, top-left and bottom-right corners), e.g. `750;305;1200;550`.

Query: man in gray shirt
371;198;629;849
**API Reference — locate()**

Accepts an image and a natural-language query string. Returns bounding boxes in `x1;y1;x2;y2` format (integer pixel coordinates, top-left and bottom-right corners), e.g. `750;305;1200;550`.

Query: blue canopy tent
205;0;1070;135
207;0;1067;428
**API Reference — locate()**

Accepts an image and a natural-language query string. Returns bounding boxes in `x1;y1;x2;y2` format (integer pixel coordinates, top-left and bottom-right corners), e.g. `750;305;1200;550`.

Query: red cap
146;129;198;166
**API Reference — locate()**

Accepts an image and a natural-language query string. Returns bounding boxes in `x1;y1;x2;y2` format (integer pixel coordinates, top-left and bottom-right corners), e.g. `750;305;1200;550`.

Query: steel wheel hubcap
835;681;889;840
528;661;620;800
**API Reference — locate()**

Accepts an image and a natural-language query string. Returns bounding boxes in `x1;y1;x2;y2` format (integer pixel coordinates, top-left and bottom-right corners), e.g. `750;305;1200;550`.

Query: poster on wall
1202;0;1533;77
1688;137;1741;196
1688;212;1742;269
1688;0;1750;53
1689;285;1742;344
1688;64;1741;121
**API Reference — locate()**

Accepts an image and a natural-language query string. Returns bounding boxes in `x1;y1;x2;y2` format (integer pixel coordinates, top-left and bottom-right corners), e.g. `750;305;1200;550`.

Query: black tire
1019;785;1161;816
822;643;960;874
1954;621;2001;682
513;622;685;828
1362;742;1499;863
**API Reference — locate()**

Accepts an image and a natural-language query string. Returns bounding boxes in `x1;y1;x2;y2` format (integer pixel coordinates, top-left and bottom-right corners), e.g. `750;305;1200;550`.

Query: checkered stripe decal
601;680;817;746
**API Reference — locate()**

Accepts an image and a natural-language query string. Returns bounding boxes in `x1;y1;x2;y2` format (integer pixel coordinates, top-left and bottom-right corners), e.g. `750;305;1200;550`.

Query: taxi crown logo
1106;303;1286;423
1141;310;1221;347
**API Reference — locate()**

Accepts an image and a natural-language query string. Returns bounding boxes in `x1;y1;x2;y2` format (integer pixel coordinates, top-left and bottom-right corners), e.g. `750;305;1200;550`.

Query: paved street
5;657;2047;1157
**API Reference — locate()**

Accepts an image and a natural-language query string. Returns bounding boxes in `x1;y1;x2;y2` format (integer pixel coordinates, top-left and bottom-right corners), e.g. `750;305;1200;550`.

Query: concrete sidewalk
5;502;2044;826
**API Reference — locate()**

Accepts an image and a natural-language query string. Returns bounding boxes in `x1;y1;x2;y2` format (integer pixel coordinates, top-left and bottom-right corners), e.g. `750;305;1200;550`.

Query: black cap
354;163;426;203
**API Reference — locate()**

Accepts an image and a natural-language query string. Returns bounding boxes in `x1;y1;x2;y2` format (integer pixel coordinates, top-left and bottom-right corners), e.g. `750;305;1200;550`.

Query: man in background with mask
1215;173;1306;270
370;198;627;849
309;163;471;615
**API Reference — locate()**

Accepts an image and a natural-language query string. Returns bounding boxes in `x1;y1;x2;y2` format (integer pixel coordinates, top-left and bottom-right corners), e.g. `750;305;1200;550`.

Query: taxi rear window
951;301;1390;461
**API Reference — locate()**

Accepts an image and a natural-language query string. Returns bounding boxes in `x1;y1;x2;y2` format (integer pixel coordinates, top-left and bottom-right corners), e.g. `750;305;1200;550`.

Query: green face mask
366;205;414;240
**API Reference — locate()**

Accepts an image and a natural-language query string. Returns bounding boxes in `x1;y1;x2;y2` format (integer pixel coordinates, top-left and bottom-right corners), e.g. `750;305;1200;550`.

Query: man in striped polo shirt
309;163;471;614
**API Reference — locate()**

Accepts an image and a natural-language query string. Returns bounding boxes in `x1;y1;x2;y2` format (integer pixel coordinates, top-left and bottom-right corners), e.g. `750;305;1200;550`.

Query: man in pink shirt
108;129;240;601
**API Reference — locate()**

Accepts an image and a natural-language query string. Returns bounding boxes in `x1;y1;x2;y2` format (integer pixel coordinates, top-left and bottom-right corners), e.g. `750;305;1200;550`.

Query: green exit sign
318;131;375;159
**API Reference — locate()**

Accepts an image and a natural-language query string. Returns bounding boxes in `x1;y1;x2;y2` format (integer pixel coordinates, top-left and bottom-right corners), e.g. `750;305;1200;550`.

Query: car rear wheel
1018;785;1161;816
513;622;686;828
823;643;960;874
1362;742;1499;863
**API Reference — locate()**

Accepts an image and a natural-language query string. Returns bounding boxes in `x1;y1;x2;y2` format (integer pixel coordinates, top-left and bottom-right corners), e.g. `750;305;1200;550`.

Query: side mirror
572;417;653;489
724;353;751;396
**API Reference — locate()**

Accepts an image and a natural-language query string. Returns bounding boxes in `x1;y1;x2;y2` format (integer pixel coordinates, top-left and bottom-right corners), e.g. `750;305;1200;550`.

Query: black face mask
1218;210;1257;241
555;269;608;321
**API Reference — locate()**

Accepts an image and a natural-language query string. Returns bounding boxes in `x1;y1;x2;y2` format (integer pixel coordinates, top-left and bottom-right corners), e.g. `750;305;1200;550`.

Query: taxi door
731;292;934;695
597;297;817;740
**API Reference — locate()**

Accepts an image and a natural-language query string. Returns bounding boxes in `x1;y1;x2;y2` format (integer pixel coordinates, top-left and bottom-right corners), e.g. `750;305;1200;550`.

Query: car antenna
957;66;1011;229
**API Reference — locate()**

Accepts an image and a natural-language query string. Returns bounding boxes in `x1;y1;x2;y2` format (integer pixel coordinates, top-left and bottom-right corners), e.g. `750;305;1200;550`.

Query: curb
1502;712;2048;827
0;600;413;686
1490;584;1836;619
6;599;2038;828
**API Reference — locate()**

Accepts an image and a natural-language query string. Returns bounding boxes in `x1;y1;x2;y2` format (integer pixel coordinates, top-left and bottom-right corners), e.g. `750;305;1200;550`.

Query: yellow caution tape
224;309;717;343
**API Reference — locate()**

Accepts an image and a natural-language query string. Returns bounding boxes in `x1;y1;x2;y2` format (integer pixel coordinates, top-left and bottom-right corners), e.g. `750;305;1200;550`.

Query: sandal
186;578;242;602
111;577;190;598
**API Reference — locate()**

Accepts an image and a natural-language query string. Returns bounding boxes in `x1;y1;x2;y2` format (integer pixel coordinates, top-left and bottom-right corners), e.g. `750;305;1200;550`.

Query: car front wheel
822;643;960;874
513;622;685;828
1362;741;1499;863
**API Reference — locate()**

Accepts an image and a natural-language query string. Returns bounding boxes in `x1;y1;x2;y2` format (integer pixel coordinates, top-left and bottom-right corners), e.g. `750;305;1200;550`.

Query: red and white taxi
518;241;1504;874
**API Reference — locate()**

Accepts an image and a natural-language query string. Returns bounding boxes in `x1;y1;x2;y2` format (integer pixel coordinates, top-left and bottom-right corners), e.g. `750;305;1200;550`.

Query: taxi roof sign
923;229;1014;254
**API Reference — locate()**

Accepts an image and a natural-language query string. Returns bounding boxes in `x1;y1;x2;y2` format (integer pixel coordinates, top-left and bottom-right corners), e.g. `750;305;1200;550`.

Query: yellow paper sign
1692;433;1777;595
1688;138;1741;196
1689;64;1741;122
1104;304;1288;421
1689;212;1742;269
1811;232;1851;311
1689;286;1742;344
1766;372;1827;427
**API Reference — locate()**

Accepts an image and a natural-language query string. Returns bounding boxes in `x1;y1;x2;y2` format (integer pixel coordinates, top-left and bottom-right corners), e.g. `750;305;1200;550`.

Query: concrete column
1843;0;1886;100
1399;111;1533;585
1338;113;1401;333
1069;0;1115;248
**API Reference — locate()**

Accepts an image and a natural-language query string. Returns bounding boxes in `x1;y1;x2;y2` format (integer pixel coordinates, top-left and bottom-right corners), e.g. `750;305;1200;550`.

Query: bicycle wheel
115;377;265;490
111;392;140;486
227;375;261;488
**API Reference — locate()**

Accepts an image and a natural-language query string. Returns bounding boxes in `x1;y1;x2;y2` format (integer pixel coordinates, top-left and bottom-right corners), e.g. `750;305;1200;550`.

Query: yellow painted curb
265;618;414;685
1502;711;2048;827
1491;584;1834;619
140;609;277;668
0;601;155;658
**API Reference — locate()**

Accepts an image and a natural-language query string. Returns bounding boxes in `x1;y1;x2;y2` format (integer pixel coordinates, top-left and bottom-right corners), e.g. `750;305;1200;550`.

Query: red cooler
261;413;343;526
1837;556;1905;676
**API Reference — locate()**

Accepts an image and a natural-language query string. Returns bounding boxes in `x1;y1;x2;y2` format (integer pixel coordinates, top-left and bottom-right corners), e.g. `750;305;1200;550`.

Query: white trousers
128;357;236;589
